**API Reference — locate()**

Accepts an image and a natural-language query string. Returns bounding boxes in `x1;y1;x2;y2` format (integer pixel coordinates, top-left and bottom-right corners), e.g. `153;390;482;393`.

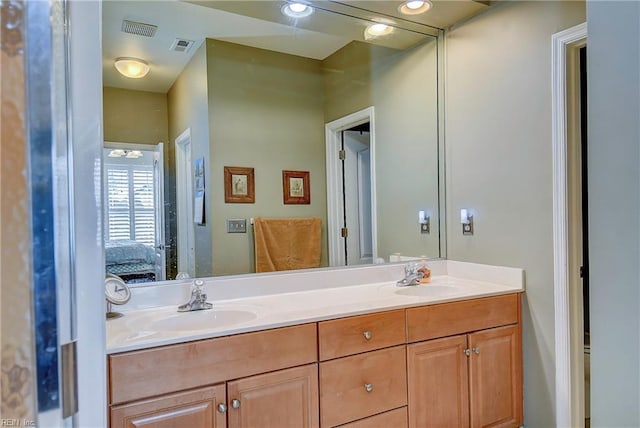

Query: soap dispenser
417;257;431;283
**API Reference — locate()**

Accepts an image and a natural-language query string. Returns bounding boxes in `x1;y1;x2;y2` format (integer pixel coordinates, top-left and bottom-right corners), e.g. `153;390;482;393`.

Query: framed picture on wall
224;166;255;203
282;170;310;204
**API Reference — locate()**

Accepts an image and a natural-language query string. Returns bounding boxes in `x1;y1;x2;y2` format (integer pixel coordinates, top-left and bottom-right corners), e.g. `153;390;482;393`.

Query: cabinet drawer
109;323;317;405
338;407;408;428
319;310;405;360
407;294;520;343
320;346;407;427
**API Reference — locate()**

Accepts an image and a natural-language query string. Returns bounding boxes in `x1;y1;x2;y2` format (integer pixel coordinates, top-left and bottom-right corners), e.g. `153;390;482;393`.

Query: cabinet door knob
473;347;480;355
464;348;471;356
364;383;373;393
231;399;241;409
363;331;372;340
217;403;228;413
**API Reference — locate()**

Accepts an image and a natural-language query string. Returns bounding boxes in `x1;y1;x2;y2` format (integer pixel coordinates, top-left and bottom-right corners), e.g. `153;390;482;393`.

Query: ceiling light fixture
108;149;126;158
114;57;150;79
398;0;433;15
365;23;393;39
282;2;313;18
108;149;144;159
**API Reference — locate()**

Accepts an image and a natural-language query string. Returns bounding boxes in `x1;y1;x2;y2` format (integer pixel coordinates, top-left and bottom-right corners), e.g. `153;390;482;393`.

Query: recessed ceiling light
398;0;433;15
282;2;313;18
114;57;150;79
365;23;394;38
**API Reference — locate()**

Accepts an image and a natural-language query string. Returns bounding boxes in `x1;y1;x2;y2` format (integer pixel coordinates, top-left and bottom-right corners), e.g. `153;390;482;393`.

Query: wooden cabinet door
110;384;226;428
407;335;470;428
227;364;319;428
468;325;522;428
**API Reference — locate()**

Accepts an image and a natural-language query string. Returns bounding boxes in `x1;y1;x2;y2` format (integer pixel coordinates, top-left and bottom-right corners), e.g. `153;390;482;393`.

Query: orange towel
254;217;322;273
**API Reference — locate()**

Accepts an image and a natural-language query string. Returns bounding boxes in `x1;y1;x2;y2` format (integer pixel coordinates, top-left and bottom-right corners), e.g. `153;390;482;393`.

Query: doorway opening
578;45;590;428
325;107;377;267
103;142;166;282
341;123;373;265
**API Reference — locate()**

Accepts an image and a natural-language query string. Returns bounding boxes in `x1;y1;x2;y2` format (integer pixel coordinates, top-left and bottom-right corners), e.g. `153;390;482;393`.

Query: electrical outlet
227;219;247;233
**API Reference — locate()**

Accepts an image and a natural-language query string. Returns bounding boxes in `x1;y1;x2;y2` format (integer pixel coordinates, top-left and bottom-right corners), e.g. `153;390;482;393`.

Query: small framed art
224;166;255;203
282;170;310;205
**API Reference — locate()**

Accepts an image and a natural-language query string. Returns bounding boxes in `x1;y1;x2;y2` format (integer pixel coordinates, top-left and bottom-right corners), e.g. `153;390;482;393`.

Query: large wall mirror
101;0;447;284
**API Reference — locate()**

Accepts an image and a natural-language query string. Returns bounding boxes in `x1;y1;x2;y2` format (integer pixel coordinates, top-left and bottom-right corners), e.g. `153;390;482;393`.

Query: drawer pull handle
217;403;228;413
364;383;373;393
363;331;372;340
231;399;241;409
473;347;480;355
464;348;471;356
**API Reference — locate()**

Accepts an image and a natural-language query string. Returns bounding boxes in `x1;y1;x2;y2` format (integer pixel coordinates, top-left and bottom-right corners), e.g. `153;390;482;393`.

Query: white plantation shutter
105;164;155;246
132;170;155;245
106;169;131;240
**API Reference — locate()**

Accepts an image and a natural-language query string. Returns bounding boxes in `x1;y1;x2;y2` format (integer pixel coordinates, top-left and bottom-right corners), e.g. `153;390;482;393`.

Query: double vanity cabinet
108;292;522;427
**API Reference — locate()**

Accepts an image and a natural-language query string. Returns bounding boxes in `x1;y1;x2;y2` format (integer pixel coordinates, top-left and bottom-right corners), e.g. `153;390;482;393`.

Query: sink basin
394;285;462;297
143;309;258;332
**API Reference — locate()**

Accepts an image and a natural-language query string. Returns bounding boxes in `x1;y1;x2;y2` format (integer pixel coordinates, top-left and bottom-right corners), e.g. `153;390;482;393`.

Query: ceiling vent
170;38;196;53
121;20;157;38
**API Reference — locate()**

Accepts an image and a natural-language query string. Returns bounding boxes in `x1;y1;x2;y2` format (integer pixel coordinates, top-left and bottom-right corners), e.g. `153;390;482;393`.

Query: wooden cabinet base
110;384;226;428
338;407;408;428
469;325;523;427
227;364;319;428
408;335;470;428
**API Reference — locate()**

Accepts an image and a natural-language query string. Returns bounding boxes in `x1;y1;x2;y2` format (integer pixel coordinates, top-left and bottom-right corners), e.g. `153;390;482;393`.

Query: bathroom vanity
106;261;524;427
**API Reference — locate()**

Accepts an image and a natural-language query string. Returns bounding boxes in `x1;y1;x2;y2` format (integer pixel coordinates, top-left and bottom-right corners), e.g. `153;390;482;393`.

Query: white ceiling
102;1;489;94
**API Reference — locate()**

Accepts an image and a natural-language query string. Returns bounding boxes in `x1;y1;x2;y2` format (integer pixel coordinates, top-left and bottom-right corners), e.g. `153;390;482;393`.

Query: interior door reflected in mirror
102;0;443;283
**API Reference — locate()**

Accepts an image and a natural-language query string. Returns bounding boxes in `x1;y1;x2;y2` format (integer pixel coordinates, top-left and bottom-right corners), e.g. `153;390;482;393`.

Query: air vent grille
170;38;196;53
121;20;157;38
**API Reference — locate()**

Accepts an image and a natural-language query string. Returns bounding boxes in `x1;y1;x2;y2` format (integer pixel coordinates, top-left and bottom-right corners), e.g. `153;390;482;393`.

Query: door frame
325;107;378;266
153;142;166;280
551;21;587;428
175;128;196;277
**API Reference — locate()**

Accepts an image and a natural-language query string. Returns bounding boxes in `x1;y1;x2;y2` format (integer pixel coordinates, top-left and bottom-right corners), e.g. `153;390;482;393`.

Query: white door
343;130;373;265
175;129;196;277
153;143;167;280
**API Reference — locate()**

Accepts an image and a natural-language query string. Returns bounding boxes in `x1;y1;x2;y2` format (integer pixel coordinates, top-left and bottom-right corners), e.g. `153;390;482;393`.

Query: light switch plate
227;219;247;233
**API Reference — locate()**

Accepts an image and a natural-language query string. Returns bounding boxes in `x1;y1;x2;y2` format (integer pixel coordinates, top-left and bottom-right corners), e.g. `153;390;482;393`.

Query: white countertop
107;261;524;354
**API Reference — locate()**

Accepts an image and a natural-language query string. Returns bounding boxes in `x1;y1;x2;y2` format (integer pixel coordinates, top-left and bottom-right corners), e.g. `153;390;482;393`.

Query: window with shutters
104;163;155;246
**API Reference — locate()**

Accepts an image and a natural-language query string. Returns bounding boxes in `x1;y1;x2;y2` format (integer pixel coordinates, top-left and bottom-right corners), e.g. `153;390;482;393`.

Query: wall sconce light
114;57;150;79
460;209;474;235
419;210;430;234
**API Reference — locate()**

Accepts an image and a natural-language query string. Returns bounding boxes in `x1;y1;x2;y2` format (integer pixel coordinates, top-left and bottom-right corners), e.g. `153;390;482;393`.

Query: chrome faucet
178;279;213;312
396;263;425;287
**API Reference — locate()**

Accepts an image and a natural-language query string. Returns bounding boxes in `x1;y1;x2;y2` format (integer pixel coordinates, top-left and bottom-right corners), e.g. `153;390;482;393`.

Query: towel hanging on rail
253;217;322;273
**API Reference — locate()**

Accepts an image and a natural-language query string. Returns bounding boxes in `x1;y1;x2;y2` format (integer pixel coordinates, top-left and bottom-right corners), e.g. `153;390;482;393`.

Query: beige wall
445;1;585;426
103;86;168;145
167;43;212;278
323;40;440;260
205;39;327;275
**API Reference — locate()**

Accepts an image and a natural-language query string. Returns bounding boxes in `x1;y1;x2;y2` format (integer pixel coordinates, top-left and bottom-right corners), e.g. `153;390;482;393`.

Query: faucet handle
405;262;418;275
